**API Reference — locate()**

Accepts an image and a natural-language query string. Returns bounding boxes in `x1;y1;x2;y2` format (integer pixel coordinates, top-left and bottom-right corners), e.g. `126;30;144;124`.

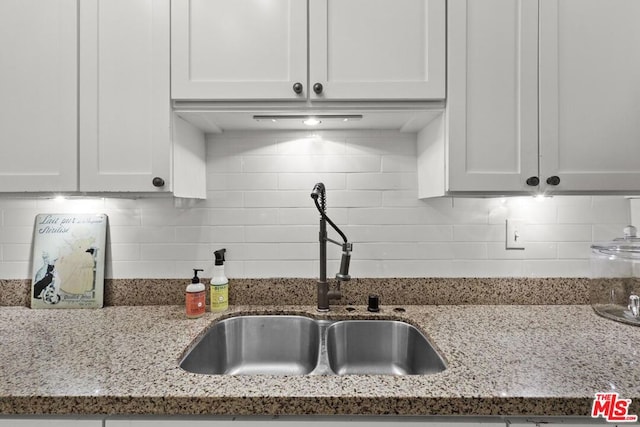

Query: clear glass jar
590;225;640;325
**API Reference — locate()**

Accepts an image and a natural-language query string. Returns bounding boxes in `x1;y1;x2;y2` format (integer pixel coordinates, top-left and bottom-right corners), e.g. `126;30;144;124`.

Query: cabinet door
0;421;101;427
447;0;539;193
0;0;78;192
171;0;308;100
309;0;445;100
539;0;640;192
79;0;171;192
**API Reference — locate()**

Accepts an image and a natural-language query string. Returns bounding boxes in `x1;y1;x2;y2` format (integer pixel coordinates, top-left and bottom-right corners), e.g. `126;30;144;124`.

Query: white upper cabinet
79;0;172;192
0;0;78;192
171;0;445;101
445;0;539;193
420;0;640;197
538;0;640;192
171;0;308;100
0;0;205;196
308;0;445;100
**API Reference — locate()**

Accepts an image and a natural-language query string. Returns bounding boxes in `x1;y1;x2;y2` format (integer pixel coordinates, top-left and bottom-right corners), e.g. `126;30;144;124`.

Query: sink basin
180;315;446;376
326;320;446;375
179;315;320;375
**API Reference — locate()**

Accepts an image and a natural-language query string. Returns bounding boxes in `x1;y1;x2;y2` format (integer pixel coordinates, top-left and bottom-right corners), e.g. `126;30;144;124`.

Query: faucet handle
367;294;380;312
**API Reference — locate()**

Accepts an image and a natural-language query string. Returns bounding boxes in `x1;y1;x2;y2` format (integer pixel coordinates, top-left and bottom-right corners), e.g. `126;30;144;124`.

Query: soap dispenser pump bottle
210;248;228;312
186;268;205;318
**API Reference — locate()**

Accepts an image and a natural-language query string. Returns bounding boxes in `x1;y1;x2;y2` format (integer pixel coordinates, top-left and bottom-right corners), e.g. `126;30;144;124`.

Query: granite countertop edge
1;304;639;417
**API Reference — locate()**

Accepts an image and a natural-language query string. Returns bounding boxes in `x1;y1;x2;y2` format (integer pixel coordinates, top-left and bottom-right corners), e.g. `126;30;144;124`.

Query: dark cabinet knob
526;176;540;186
152;177;165;187
546;176;561;186
313;83;323;94
292;82;303;94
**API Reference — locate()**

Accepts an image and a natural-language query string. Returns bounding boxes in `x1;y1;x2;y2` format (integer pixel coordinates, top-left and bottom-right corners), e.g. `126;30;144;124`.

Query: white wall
0;130;631;279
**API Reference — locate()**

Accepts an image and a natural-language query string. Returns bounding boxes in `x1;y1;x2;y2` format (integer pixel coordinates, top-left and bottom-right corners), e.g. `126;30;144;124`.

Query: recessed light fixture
253;114;363;125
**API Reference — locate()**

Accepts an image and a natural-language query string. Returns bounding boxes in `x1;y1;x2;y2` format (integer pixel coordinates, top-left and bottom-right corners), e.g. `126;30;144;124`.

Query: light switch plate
506;219;525;250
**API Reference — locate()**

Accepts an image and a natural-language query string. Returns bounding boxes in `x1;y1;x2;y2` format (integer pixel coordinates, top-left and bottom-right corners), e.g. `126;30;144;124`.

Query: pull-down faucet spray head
311;182;352;311
310;182;325;201
336;243;352;282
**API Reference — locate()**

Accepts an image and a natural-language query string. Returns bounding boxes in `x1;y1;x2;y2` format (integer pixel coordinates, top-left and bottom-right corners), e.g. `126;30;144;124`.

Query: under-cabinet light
253;114;363;125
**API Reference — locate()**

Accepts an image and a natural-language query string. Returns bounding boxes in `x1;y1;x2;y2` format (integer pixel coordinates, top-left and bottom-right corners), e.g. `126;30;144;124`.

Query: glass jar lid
591;225;640;259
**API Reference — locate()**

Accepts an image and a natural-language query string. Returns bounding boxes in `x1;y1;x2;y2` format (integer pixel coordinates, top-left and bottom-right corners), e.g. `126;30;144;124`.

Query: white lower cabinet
106;420;506;427
0;420;101;427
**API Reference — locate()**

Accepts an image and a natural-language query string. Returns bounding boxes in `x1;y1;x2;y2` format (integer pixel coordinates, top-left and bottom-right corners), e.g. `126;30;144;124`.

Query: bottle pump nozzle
191;268;203;283
214;248;226;266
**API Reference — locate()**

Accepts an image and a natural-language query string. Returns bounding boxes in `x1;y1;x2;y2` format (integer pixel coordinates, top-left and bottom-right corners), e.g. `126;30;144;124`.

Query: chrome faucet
310;183;352;312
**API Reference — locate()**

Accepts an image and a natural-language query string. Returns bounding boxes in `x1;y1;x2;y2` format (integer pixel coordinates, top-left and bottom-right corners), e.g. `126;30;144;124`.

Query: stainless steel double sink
179;315;446;376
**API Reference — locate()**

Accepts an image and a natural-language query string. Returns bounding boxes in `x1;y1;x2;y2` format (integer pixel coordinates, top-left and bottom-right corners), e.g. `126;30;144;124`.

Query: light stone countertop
0;304;638;417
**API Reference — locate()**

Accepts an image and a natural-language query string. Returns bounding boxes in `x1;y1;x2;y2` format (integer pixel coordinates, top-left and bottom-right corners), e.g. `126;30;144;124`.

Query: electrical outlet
506;219;525;250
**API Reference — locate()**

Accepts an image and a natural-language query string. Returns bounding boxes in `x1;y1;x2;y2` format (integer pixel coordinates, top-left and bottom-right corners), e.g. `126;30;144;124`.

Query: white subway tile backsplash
277;208;348;225
347;173;417;190
206;155;243;173
277;173;346;190
326;191;381;208
174;226;244;244
557;242;592;259
244;260;315;278
207;133;278;156
346;133;416;156
209;208;279;226
592;224;630;241
276;135;347;155
242;155;381;173
244;191;309;208
453;225;504;242
345;225;453;243
142;208;208;227
0;130;632;279
351;260;454;277
244;225;316;243
242;243;316;260
523;242;558;259
487;242;559;260
381;155;418;172
3;209;46;226
108;261;177;279
381;190;423;207
592;196;631;223
2;244;31;261
207;173;278;191
525;224;592;242
0;261;30;279
202;191;244;208
0;226;34;244
109;226;176;244
108;244;141;261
